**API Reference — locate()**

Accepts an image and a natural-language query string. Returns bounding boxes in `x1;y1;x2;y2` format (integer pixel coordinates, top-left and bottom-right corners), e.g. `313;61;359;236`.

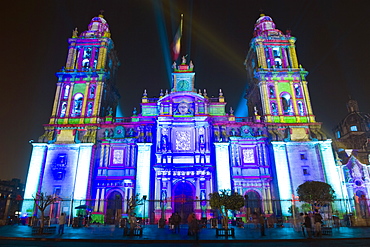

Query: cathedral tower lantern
172;56;195;92
245;14;315;124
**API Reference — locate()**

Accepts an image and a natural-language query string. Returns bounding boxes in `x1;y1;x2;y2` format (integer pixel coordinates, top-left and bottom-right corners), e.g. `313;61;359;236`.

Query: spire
219;89;224;102
142;89;148;103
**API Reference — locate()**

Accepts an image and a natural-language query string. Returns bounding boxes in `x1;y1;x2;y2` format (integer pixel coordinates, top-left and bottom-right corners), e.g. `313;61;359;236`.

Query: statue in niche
199;135;205;151
161;190;167;208
160;135;168;152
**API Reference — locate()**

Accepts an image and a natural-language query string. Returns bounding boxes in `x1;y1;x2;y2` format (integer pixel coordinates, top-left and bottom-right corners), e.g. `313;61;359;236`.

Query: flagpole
180;13;183;35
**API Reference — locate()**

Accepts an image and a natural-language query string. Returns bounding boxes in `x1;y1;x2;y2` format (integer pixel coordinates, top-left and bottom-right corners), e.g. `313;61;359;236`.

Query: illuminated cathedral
22;14;351;223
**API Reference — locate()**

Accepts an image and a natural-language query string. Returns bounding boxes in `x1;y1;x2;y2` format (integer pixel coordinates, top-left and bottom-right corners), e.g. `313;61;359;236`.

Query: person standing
172;212;181;233
58;213;66;234
299;213;305;237
304;213;312;238
313;210;323;238
259;213;266;236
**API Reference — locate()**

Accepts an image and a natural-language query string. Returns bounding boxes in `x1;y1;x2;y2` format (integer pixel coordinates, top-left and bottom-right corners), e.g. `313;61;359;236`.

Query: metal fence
1;197;370;227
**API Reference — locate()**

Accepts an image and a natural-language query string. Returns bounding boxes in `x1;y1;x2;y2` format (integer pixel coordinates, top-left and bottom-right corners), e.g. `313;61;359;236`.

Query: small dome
253;14;282;37
81;15;110;38
256;15;273;24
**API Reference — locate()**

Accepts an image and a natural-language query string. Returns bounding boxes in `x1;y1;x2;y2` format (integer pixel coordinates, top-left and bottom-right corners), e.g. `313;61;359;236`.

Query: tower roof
253;14;283;37
80;14;110;38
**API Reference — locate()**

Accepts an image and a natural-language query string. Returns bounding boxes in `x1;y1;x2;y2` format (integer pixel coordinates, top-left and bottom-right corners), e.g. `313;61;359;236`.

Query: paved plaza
0;223;370;244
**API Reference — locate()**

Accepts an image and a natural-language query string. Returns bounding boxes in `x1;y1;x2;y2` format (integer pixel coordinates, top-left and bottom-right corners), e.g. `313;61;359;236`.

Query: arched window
82;48;92;71
86;102;93;117
89;85;96;98
63;85;70;100
71;93;83;117
60;102;67;117
297;101;305;116
271;102;278;115
268;85;275;98
281;93;293;115
294;84;302;98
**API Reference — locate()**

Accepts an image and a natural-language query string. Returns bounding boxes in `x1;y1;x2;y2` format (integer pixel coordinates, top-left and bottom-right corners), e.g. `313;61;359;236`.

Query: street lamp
142;195;147;225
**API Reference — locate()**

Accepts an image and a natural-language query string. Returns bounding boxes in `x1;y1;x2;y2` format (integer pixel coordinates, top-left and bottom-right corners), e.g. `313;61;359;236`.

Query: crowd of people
300;209;324;238
55;209;328;238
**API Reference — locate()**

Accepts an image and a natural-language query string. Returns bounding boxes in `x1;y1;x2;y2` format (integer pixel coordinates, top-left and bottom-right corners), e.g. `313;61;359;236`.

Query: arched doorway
174;181;194;223
106;191;122;225
245;190;262;216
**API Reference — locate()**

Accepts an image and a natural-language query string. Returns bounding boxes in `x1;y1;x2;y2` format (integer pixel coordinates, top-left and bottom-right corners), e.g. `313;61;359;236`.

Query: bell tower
245;14;315;124
49;14;120;127
41;14;120;144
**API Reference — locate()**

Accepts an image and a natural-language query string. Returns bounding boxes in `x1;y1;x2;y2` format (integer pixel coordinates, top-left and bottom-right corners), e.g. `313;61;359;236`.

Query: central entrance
174;181;194;223
106;191;122;225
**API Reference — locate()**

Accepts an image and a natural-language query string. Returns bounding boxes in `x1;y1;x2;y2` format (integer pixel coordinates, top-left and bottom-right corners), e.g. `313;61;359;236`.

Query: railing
9;198;370;227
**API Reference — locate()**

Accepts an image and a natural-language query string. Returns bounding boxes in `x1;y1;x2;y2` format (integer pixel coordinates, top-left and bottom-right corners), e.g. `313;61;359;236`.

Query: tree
209;189;244;229
127;193;143;216
301;203;312;213
288;205;300;216
33;192;59;231
296;181;335;209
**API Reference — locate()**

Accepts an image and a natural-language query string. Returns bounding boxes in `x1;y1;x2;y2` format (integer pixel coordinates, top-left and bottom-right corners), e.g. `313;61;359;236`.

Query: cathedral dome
334;100;370;140
253;14;282;37
256;15;274;24
81;15;110;38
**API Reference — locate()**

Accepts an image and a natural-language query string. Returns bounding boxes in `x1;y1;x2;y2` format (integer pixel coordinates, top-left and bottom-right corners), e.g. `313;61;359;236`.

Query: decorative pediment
346;156;364;180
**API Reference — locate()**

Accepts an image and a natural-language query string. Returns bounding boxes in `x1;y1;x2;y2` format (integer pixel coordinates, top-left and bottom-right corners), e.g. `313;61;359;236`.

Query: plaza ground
1;223;370;246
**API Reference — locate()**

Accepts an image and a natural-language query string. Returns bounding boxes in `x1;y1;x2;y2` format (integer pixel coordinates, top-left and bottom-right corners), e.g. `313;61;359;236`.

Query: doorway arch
106;191;123;225
173;181;194;223
245;190;262;216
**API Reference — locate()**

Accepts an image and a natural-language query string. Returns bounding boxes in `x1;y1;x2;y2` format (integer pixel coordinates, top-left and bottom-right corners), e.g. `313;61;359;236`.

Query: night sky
2;0;370;181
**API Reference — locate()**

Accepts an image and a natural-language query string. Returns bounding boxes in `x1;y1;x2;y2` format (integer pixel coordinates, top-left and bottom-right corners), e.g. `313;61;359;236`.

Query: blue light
21;143;48;215
272;142;292;216
135;143;152;217
153;0;172;85
73;144;94;200
214;143;231;191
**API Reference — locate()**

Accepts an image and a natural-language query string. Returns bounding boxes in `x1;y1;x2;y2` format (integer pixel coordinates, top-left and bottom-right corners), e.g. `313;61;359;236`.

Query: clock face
177;80;189;91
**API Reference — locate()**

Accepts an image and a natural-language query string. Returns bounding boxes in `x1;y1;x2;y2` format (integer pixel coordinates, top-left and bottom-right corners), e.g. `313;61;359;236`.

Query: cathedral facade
22;14;349;223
